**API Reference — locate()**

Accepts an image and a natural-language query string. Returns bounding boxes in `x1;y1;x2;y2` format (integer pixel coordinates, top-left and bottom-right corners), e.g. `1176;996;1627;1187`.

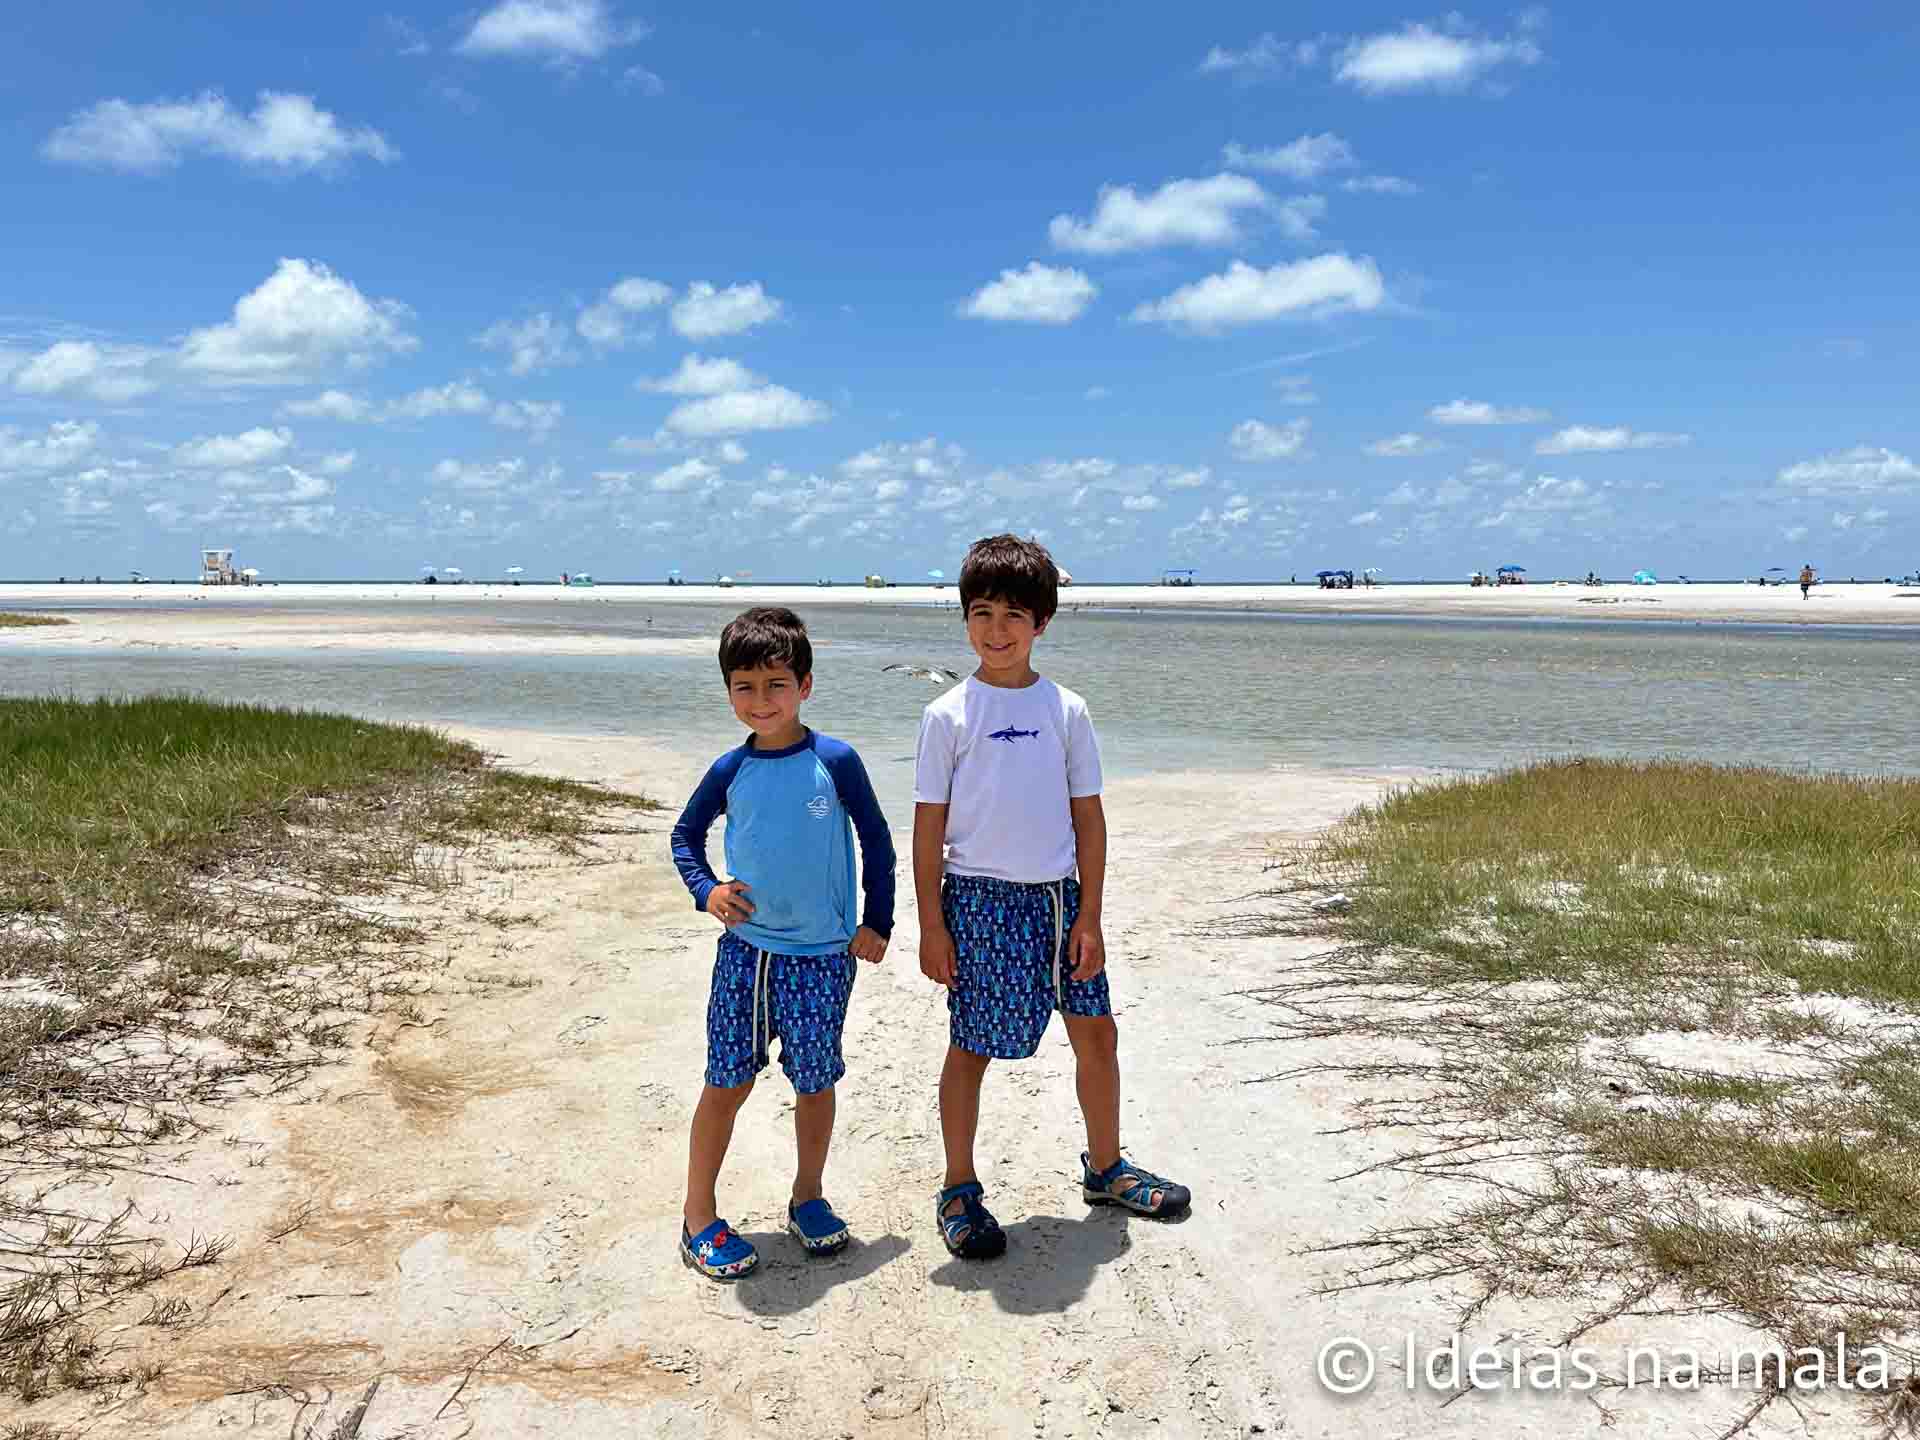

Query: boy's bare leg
1064;1013;1121;1173
792;1087;835;1206
939;1044;992;1208
684;1079;754;1234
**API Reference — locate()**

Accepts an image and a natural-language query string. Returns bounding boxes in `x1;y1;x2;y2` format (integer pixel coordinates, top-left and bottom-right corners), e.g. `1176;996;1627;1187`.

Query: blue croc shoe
787;1197;851;1256
681;1218;758;1280
1083;1153;1191;1218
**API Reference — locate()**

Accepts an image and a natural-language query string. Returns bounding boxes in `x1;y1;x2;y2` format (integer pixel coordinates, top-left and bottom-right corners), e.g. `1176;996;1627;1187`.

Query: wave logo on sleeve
806;794;833;818
988;726;1040;744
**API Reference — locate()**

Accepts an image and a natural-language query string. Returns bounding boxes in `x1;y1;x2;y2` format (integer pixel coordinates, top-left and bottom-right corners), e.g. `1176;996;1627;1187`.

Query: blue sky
4;2;1917;581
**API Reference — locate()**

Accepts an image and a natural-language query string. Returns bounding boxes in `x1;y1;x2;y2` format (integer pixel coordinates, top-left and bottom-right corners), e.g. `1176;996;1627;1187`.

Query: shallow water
8;601;1917;819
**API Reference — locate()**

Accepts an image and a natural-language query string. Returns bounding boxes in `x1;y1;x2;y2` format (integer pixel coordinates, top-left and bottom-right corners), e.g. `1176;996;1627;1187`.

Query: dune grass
0;614;67;628
0;695;657;1410
1235;759;1920;1419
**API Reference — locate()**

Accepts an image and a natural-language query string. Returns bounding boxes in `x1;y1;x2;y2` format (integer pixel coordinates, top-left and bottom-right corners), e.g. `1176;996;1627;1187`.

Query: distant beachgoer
1799;564;1815;598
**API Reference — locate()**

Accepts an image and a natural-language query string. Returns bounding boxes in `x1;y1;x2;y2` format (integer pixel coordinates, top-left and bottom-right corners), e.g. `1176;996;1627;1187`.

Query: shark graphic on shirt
988;726;1041;744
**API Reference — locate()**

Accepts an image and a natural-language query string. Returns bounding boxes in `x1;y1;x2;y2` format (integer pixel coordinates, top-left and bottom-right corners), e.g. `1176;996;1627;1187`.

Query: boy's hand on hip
705;880;753;927
919;925;958;989
1068;917;1106;982
850;926;888;964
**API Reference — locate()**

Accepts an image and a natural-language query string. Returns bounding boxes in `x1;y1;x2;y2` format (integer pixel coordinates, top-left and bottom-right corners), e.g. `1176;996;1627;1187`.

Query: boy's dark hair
718;606;812;682
958;533;1059;627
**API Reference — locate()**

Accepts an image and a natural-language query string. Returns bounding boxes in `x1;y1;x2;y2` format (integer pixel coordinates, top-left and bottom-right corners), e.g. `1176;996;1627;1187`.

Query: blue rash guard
670;729;895;956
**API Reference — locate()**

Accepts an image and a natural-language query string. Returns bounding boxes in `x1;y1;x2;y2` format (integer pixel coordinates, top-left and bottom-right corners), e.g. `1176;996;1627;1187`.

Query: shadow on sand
731;1231;913;1316
928;1209;1166;1315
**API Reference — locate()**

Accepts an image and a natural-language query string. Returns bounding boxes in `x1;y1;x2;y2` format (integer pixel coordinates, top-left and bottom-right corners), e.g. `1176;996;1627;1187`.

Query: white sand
4;578;1919;630
15;732;1876;1439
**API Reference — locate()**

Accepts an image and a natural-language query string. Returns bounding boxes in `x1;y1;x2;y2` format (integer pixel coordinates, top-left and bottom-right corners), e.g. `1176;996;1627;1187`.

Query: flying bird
882;664;961;684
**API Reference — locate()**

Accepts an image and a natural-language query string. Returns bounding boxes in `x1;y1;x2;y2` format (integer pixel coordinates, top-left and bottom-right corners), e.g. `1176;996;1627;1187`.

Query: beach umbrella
1765;566;1787;573
506;565;524;575
444;566;462;577
1315;569;1340;578
928;569;945;580
1632;569;1658;585
668;568;681;576
1363;567;1383;575
1497;564;1526;574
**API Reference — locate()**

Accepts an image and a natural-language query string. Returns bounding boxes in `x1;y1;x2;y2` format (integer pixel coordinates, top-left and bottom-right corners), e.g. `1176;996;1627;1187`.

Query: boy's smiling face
727;663;811;747
964;595;1045;687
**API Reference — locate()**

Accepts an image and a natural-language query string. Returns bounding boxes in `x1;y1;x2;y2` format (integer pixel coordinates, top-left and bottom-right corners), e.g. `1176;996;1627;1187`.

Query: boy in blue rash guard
670;606;895;1280
913;535;1190;1261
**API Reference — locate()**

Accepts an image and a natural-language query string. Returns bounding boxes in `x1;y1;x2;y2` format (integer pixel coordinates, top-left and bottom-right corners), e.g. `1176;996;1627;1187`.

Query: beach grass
1237;758;1920;1416
0;695;658;1407
0;613;67;628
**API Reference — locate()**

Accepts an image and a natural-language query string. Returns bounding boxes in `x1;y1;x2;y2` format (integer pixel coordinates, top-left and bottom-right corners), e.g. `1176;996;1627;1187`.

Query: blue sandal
1082;1153;1191;1217
935;1181;1007;1260
681;1218;758;1279
787;1197;851;1256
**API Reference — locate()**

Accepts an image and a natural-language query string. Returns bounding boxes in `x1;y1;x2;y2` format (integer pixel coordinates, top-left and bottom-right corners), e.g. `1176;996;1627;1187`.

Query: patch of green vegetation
0;695;659;1405
1236;758;1920;1420
0;613;68;628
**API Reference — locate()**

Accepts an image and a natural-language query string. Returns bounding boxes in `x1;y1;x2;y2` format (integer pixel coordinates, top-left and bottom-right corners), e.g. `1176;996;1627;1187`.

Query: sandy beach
10;719;1880;1440
5;578;1920;634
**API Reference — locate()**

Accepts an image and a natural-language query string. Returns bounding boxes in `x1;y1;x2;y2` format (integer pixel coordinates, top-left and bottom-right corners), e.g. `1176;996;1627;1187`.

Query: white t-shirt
913;676;1103;883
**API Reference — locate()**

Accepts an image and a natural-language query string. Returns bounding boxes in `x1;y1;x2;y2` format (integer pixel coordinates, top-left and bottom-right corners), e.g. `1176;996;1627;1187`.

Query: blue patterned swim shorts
706;932;857;1094
942;872;1112;1060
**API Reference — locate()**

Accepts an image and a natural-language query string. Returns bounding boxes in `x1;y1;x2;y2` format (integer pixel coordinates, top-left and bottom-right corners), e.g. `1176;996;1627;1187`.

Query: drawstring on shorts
1049;880;1066;1007
752;947;772;1071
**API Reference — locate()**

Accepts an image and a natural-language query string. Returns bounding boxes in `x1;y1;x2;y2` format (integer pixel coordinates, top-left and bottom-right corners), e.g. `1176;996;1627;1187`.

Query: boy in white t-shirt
913;534;1191;1260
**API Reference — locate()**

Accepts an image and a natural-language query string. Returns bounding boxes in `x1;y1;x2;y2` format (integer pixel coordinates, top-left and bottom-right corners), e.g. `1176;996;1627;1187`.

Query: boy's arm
822;744;896;939
669;757;734;913
913;802;956;987
1067;794;1108;980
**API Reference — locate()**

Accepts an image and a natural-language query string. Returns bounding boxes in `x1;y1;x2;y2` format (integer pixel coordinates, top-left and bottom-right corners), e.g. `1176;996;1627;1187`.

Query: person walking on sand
1800;563;1816;599
670;606;895;1280
912;534;1190;1262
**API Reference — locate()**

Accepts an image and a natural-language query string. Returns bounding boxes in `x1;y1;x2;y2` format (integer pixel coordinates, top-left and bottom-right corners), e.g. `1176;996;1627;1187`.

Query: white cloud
961;263;1097;324
841;438;963;483
1229;417;1310;461
42;91;396;174
317;450;356;475
663;385;829;437
0;420;98;473
1536;425;1690;454
476;312;575;375
1275;195;1328;241
432;457;526;493
1831;511;1856;531
1385;481;1423;504
1222;133;1354;179
1364;432;1442;457
491;400;563;439
11;341;156;403
623;65;666;96
1274;374;1319;405
1084;385;1110;400
1199;34;1321;76
651;458;718;492
1122;494;1163;511
174;426;293;469
180;258;416;381
1050;174;1274;253
671;281;782;341
715;440;748;464
1335;22;1542;95
1130;255;1386;333
578;276;672;347
1777;446;1920;496
1429;398;1550;425
1782;525;1809;542
640;353;763;395
282;389;372;422
1343;175;1419;195
390;381;491;419
1350;509;1380;525
1166;466;1211;488
458;0;647;60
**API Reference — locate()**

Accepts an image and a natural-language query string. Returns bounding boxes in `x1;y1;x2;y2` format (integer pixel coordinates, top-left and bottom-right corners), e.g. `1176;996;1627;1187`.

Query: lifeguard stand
200;548;238;585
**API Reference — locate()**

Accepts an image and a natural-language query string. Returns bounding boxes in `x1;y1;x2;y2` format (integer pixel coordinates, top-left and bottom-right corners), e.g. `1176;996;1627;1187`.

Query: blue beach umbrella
1496;564;1525;574
1633;568;1658;584
1314;569;1339;578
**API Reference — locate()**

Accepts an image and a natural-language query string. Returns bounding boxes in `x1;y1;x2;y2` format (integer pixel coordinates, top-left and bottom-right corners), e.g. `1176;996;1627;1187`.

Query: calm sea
7;600;1916;814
